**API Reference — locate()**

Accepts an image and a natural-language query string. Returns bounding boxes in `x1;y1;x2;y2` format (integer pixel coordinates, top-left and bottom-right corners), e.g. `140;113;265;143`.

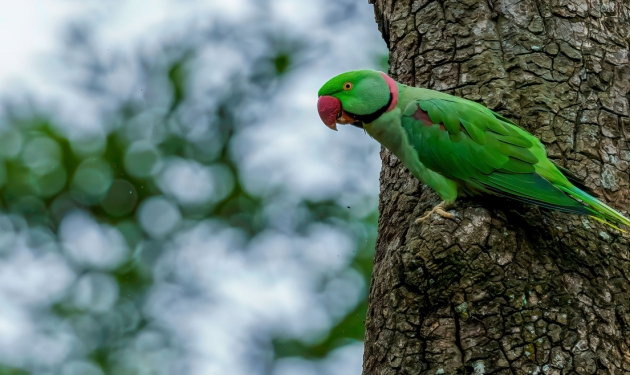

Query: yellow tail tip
590;215;627;233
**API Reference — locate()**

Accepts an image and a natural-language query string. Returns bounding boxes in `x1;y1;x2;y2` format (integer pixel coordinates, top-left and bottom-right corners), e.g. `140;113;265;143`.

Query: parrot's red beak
317;96;358;131
317;96;341;131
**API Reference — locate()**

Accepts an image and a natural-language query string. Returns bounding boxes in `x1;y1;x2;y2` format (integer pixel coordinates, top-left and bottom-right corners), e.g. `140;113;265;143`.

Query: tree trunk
364;0;630;374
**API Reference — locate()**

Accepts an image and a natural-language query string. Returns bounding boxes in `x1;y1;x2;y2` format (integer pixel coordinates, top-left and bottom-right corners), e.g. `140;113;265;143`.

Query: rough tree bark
364;0;630;374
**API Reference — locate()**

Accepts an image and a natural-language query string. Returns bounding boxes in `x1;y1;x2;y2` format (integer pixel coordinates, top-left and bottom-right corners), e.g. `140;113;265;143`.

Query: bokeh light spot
209;164;235;203
0;128;23;158
124;140;162;178
22;137;62;175
102;179;138;217
30;166;67;198
126;109;167;142
60;211;129;270
70;134;106;158
138;197;181;237
71;272;120;313
158;158;234;205
71;158;113;204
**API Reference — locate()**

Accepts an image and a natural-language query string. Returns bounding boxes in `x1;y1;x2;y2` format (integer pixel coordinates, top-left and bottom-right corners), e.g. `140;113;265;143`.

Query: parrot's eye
343;82;353;90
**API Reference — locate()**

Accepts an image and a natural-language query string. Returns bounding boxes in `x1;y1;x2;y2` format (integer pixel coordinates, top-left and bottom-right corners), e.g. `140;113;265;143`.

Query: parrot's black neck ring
345;93;393;125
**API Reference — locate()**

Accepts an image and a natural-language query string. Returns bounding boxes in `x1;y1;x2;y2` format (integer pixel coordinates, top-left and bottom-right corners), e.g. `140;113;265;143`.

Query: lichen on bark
364;0;630;374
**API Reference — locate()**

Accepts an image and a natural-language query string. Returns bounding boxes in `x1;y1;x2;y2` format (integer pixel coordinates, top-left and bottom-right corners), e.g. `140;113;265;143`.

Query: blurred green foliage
0;23;378;374
274;209;376;359
0;365;28;375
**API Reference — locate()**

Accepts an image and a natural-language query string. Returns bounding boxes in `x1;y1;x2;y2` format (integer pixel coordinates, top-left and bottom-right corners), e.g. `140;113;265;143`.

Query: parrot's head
317;70;398;131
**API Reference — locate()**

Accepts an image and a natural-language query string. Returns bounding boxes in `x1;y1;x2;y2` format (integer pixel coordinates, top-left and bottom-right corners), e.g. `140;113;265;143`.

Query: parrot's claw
415;201;455;224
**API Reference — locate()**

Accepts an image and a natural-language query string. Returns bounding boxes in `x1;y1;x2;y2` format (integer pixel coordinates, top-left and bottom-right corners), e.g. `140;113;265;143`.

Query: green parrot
317;69;630;229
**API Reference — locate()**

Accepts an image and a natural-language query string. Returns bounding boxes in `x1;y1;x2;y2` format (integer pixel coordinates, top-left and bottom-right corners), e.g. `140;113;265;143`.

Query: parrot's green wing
401;97;591;215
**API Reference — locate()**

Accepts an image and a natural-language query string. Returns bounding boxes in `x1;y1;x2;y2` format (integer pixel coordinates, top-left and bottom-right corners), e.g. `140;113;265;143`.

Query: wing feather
401;97;588;214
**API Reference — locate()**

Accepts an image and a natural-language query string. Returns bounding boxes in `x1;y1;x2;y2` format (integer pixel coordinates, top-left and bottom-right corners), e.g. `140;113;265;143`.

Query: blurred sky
0;1;387;374
0;0;246;87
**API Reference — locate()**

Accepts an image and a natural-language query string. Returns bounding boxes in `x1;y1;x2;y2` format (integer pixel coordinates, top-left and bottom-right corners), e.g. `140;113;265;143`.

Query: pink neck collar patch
380;72;399;112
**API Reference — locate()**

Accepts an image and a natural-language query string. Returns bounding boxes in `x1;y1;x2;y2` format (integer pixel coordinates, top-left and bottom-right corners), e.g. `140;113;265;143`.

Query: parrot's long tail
558;185;630;231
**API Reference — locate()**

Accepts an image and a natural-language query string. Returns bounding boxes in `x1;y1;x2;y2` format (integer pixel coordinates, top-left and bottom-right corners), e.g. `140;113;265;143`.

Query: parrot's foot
415;201;455;224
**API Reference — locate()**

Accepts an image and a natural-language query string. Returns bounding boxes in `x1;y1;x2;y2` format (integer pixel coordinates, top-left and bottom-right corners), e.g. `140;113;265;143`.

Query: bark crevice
452;302;468;375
